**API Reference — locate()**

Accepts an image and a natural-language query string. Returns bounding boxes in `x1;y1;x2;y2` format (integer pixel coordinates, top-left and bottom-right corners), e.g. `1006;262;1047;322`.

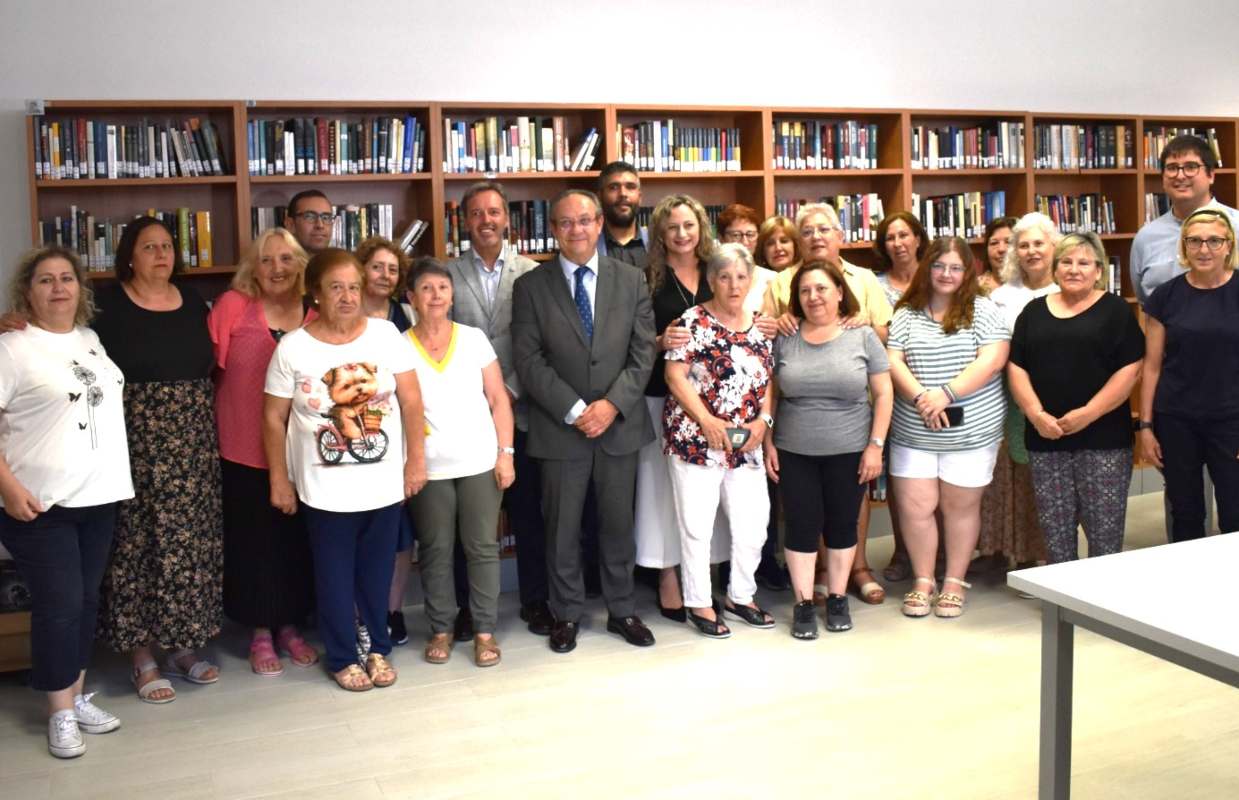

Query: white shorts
888;441;1001;488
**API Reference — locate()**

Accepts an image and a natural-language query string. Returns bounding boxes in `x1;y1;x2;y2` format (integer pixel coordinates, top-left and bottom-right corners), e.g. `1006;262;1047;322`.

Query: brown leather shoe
549;621;578;653
606;615;655;647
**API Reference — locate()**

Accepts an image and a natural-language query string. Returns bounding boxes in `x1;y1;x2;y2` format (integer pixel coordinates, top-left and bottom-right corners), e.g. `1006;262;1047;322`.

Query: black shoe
792;600;819;640
549;620;578;653
755;563;791;592
453;608;474;643
606;615;655;647
825;594;852;632
722;601;776;629
387;610;408;646
686;609;731;639
658;601;687;623
519;601;554;636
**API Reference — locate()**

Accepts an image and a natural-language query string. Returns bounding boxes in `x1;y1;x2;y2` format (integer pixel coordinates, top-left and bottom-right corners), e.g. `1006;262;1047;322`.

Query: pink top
208;289;315;468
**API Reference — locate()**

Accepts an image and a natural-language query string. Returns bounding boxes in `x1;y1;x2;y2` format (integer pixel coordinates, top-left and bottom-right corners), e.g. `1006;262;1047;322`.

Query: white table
1008;535;1239;800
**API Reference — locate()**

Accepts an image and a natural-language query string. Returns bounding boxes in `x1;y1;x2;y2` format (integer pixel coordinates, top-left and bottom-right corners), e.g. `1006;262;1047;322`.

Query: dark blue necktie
574;265;594;341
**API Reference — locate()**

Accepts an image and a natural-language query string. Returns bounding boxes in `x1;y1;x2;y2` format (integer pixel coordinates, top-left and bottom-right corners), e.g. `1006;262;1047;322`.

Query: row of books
251;203;396;251
1034;193;1117;234
1032;123;1134;170
910;122;1025;170
772;120;880;170
1104;256;1125;297
38;207;214;270
775;194;886;243
910;191;1007;240
618;122;742;173
247;116;426;177
33;116;228;180
1142;127;1224;169
1144;192;1171;223
442;116;598;174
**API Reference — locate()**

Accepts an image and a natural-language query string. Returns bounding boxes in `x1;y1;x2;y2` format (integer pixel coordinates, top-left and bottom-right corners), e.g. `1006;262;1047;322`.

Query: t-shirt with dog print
265;318;416;513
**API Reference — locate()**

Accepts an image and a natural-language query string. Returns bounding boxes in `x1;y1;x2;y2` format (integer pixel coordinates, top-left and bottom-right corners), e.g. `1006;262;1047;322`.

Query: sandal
332;664;373;692
722;601;775;629
248;633;284;677
902;577;936;618
276;626;319;667
850;567;886;605
686;609;731;639
424;632;453;664
883;552;911;582
163;650;219;685
364;653;397;687
131;659;175;704
474;636;502;668
935;577;972;618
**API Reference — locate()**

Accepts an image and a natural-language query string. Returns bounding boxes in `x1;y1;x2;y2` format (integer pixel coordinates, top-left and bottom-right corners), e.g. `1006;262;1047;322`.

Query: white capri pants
667;455;770;609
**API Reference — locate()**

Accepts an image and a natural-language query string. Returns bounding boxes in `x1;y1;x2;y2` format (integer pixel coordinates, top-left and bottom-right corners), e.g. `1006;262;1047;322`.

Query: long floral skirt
98;379;223;652
976;440;1047;567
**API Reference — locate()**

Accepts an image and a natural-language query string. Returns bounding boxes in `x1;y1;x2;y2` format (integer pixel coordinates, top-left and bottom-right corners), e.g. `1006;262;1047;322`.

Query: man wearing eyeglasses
596;161;649;268
284;190;334;254
1131;135;1239;305
511;189;657;654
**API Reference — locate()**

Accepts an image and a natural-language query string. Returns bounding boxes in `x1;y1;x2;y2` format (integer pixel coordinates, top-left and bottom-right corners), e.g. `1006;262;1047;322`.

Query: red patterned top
662;304;772;469
208;289;315;468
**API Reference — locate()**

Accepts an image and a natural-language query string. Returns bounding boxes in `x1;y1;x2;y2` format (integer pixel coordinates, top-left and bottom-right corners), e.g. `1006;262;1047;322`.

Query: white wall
3;0;1239;282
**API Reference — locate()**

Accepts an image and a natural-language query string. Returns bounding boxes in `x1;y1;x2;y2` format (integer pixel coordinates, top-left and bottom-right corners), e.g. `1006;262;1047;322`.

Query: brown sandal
850;567;886;604
332;664;373;692
474;635;501;668
424;633;452;664
365;653;397;687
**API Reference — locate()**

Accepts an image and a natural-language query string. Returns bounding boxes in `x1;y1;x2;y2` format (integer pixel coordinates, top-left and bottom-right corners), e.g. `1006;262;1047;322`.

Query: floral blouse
663;304;772;469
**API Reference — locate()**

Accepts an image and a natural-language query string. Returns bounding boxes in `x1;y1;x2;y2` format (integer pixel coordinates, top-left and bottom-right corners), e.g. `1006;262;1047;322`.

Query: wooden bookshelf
24;100;1239;296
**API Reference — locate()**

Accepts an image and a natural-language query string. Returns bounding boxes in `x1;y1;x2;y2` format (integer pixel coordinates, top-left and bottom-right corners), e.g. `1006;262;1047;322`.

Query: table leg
1040;602;1074;800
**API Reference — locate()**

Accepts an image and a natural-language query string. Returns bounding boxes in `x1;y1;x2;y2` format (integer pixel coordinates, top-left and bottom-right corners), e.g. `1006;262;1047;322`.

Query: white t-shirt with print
265;318;416;513
405;323;499;480
0;325;134;510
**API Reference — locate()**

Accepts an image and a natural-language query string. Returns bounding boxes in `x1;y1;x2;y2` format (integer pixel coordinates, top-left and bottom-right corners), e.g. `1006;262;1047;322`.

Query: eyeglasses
1163;162;1205;178
294;212;334;225
553;216;598;231
930;262;967;275
1184;236;1230;252
724;230;759;242
800;225;840;238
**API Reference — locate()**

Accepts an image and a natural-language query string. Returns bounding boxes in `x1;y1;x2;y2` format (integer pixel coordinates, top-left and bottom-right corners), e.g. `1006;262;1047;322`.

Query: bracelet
942;383;958;403
913;389;928;404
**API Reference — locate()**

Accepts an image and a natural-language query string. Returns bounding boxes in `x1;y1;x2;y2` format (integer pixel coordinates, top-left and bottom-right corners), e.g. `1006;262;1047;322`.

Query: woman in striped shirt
887;237;1010;618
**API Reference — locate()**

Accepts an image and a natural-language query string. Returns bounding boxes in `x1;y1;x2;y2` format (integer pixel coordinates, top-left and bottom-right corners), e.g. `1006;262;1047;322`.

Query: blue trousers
302;502;399;672
0;503;116;691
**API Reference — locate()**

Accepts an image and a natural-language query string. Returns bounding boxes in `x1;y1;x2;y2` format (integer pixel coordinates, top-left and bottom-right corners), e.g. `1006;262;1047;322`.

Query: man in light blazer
445;180;550;638
512;188;657;653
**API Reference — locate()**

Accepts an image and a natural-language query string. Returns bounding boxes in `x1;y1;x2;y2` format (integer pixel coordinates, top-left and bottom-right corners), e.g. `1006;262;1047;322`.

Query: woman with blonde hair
208;227;319;676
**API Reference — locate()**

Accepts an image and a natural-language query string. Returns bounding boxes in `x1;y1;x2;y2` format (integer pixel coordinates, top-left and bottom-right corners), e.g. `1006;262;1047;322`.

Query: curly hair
645;194;717;294
232;228;308;298
8;246;96;327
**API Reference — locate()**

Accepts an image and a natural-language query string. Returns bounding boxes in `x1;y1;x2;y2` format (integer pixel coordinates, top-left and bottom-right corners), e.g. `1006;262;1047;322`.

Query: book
618;120;742;173
910;191;1006;239
37;208;212;271
1142;126;1223;169
1033;123;1133;170
1034;192;1117;234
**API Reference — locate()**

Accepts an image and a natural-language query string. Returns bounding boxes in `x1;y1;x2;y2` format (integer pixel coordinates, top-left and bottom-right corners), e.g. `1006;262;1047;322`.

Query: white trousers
667;455;770;608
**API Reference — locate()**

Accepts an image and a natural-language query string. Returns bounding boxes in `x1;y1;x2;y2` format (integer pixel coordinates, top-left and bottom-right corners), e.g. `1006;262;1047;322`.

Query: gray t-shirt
772;326;889;456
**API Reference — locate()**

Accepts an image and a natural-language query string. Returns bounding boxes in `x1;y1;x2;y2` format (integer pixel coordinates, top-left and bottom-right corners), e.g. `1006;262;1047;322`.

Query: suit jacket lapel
592;257;617;353
545;258;589;347
457;254;490;315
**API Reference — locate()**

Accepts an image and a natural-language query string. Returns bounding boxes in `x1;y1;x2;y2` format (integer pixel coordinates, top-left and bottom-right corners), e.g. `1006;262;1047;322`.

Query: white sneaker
48;710;85;758
73;692;121;734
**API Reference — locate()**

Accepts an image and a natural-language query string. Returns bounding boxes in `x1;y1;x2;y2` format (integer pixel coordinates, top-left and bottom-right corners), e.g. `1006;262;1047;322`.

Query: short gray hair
795;203;841;232
1001;212;1062;285
706;242;756;283
1053;232;1108;290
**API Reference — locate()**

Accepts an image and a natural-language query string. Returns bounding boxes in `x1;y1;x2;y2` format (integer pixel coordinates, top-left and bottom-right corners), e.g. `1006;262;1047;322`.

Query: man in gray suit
512;189;657;653
444;180;551;637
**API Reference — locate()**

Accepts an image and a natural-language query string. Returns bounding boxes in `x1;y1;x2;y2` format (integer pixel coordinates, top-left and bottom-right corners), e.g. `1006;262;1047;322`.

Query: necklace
670;265;698;309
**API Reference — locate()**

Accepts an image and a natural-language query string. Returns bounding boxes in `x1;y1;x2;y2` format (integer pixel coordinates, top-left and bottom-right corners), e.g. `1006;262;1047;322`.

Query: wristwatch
760;413;775;429
869;437;885;448
499;446;515;455
1135;420;1153;431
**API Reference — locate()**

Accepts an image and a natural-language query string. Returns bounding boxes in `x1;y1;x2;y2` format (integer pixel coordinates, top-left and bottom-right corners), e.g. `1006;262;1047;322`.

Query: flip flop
164;650;220;685
131;659;175;704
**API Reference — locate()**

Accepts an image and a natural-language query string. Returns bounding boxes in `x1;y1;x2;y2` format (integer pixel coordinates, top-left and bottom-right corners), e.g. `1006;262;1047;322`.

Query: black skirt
221;458;315;628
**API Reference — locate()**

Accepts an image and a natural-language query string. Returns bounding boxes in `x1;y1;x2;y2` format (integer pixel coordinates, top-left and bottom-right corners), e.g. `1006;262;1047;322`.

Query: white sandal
163;650;220;685
902;576;936;618
131;659;175;704
935;577;972;618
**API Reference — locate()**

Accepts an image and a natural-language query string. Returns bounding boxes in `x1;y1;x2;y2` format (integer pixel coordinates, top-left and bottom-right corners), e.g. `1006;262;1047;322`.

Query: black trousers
0;503;116;692
1156;413;1239;541
778;449;865;553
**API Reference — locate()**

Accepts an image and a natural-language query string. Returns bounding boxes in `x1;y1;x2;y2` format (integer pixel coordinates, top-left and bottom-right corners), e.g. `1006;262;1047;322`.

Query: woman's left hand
839;314;867;330
494;452;515;491
858;444;883;484
738;419;766;454
404;461;428;497
916;388;951;421
1056;407;1094;435
754;314;778;340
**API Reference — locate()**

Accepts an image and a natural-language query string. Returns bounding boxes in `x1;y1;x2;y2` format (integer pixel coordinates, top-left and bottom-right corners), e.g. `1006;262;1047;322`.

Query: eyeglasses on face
1163;162;1205;178
1184;236;1230;252
553;216;598;231
930;262;967;275
724;230;758;242
295;211;334;225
